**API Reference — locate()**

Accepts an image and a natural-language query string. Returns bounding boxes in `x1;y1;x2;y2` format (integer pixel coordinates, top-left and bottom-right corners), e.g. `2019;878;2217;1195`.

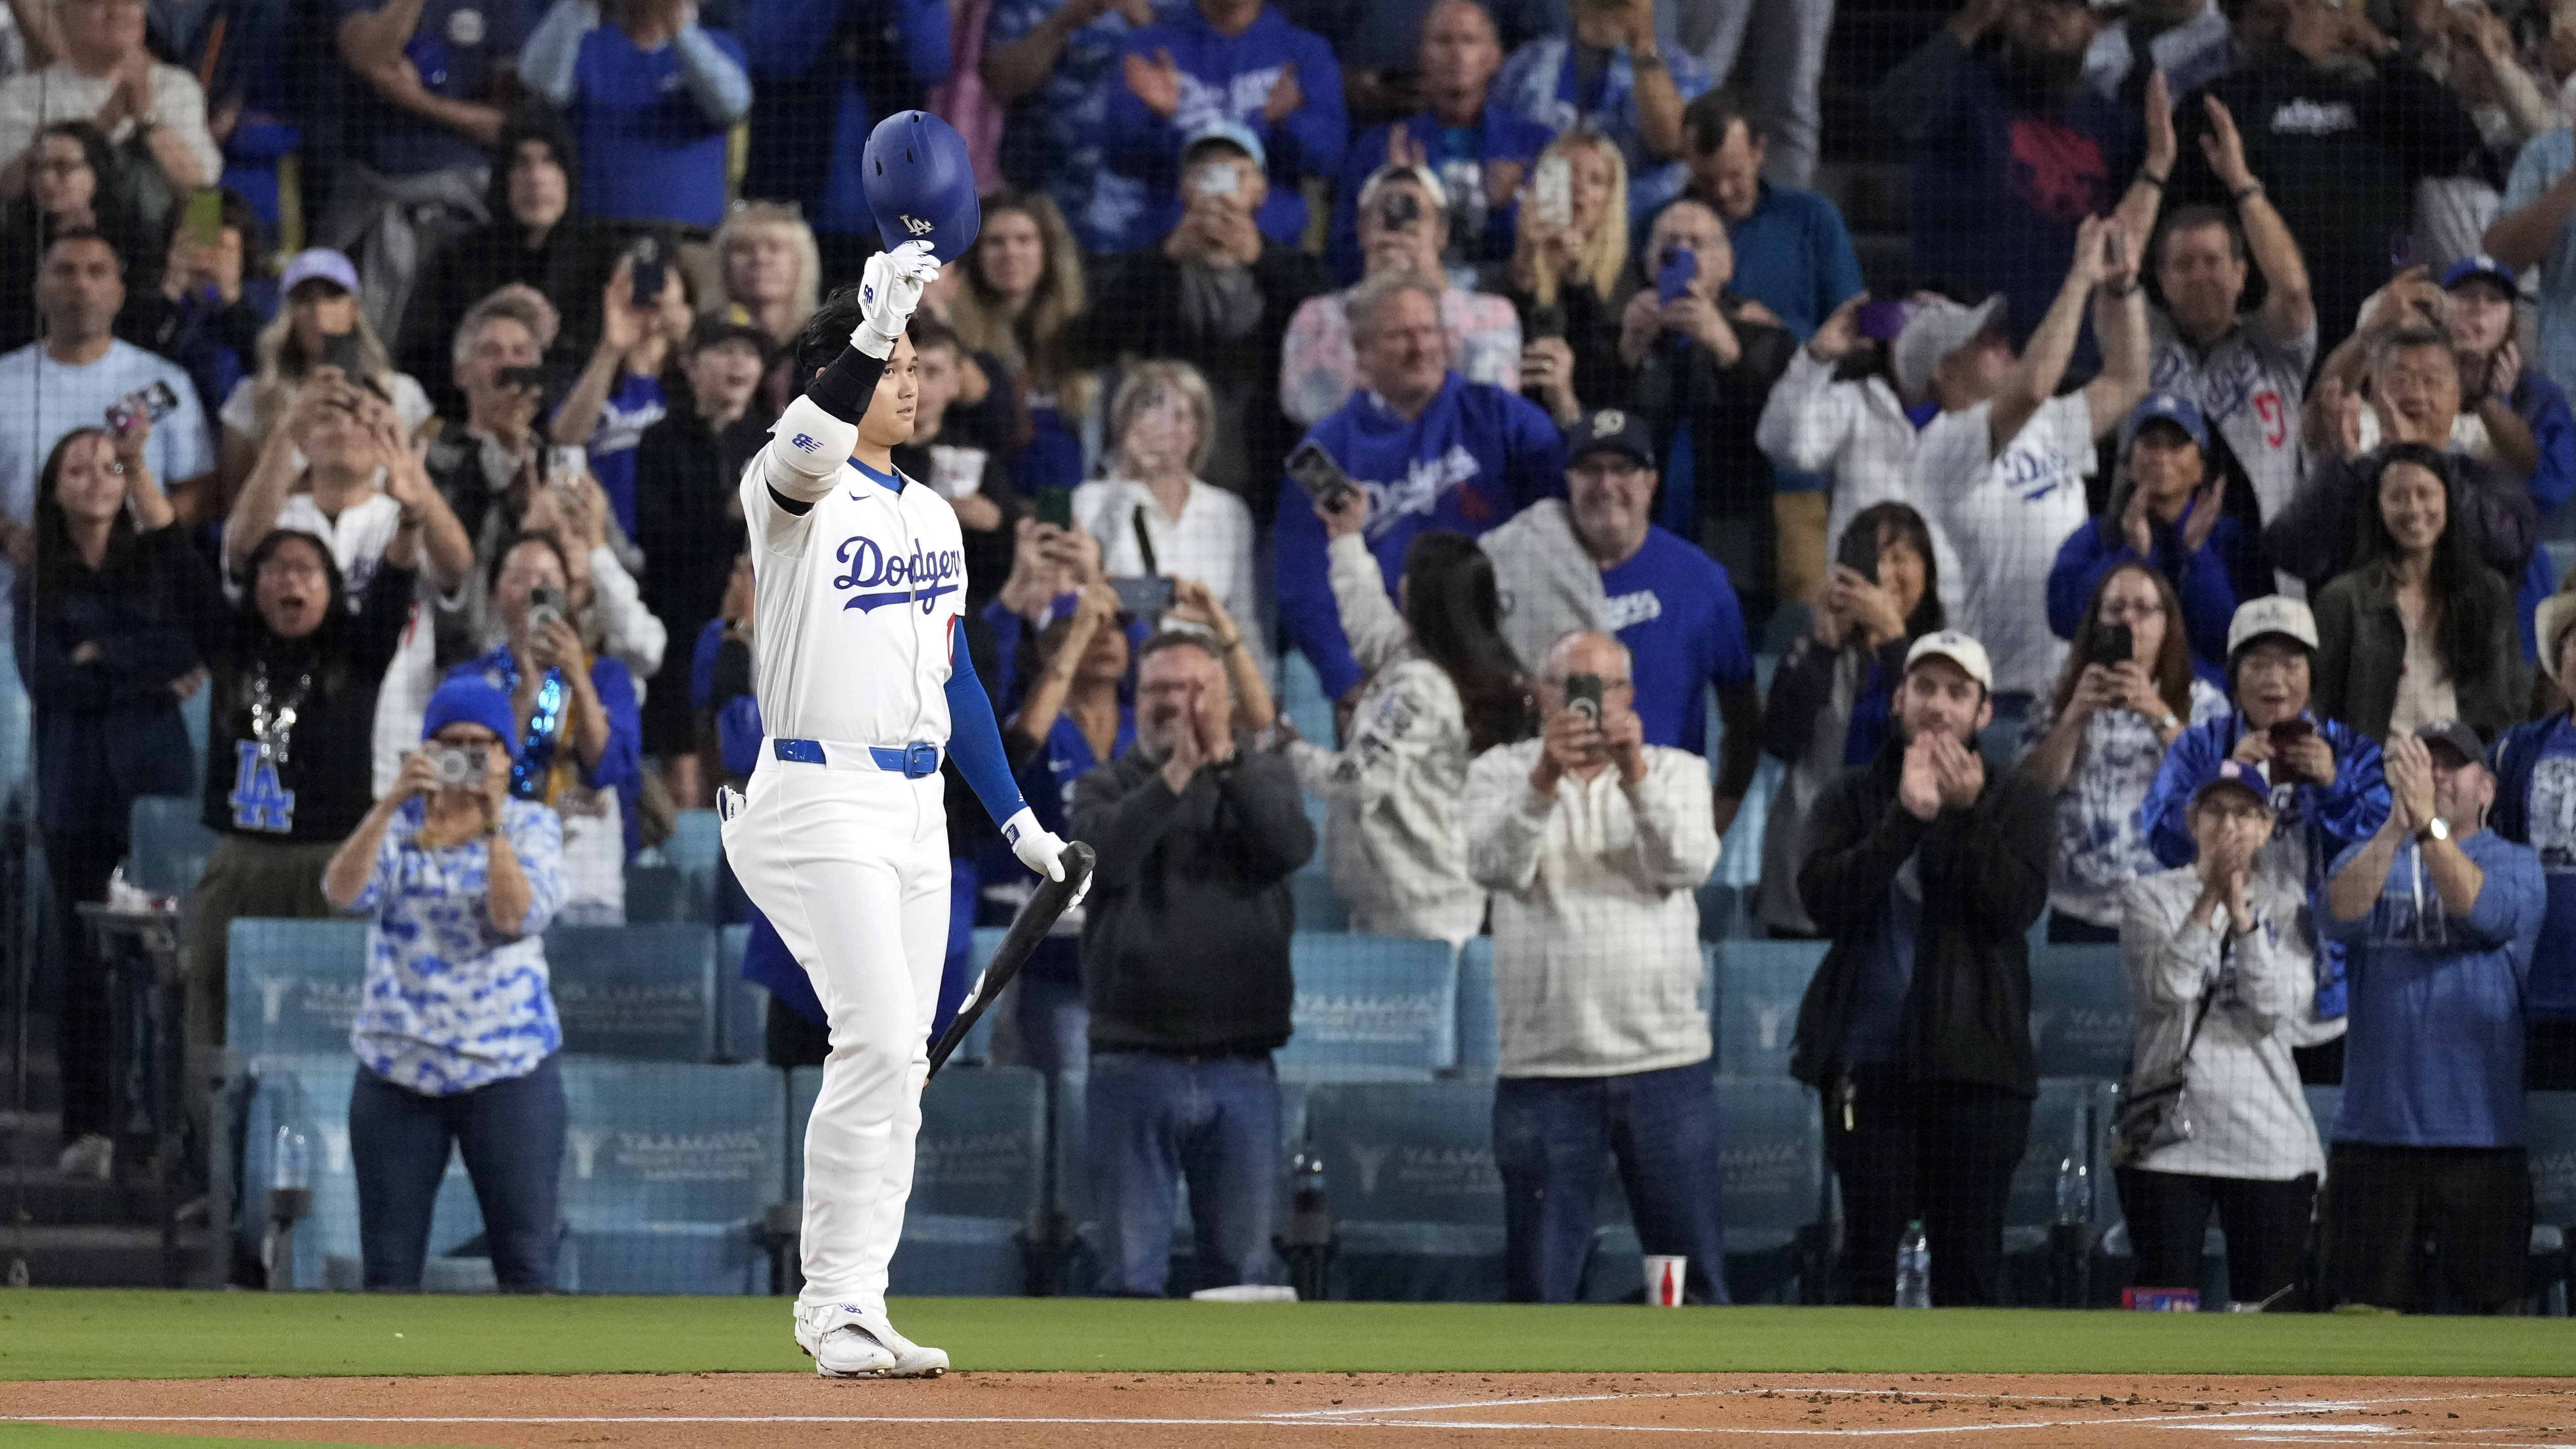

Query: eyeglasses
2196;800;2270;824
2097;599;2167;623
2238;654;2305;680
257;557;326;582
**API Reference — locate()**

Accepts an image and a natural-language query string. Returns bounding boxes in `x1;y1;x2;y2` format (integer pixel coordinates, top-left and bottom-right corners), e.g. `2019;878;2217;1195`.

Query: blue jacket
743;0;950;235
1326;104;1557;285
1273;372;1565;698
1101;4;1345;250
2489;710;2576;1019
2045;507;2246;675
2143;709;2390;1018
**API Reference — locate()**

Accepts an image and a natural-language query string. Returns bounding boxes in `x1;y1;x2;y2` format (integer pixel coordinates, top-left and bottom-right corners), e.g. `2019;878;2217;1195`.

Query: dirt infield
12;1371;2576;1447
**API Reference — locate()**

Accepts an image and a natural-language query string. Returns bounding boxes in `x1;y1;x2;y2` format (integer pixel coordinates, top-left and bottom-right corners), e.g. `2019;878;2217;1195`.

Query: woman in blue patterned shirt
322;676;569;1292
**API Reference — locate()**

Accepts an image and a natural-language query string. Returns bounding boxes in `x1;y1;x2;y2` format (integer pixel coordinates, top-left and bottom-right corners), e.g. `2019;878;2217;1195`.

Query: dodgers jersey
742;397;970;749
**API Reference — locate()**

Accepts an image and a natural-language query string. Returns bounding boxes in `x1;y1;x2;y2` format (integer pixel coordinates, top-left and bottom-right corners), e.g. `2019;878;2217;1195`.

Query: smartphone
630;236;665;311
1194;165;1240;199
1530;154;1572;233
1857;299;1912;343
1834;518;1884;583
1286;441;1357;510
1376;189;1421;232
1035;486;1074;531
527;583;567;639
1657;246;1697;305
1564;672;1604;724
545;444;588;488
321;329;368;380
103;380;179;436
2090;621;2134;668
1526;304;1567;343
1109;575;1176;617
2268;717;2315;784
181;188;223;250
497;365;547;393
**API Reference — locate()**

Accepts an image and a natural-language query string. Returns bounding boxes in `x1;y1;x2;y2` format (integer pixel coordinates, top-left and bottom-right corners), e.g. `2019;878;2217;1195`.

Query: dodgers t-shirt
2523;715;2576;1018
572;22;744;227
339;0;536;177
1599;526;1755;756
570;372;666;538
1914;393;2096;700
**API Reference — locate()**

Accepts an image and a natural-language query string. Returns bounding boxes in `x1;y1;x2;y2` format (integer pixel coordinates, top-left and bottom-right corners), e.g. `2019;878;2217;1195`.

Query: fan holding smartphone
2023;561;2227;942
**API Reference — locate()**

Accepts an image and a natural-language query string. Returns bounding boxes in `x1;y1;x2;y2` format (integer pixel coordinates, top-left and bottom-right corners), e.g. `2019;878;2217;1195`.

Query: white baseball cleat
794;1304;947;1379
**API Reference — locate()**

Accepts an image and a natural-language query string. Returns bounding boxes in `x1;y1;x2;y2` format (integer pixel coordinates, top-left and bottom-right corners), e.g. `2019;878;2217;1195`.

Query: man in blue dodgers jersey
1274;270;1565;706
721;240;1079;1379
1481;407;1764;834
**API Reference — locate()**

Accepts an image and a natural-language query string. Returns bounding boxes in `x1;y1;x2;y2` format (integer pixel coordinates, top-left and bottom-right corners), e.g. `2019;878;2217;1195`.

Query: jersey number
228;740;296;833
2256;391;2286;448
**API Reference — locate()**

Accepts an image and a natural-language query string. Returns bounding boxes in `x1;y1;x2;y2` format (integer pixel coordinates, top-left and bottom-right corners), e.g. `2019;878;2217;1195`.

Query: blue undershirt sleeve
945;615;1031;828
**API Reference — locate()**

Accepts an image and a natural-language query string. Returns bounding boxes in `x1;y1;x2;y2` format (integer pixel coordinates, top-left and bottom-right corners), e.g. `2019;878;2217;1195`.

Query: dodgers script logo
835;535;963;614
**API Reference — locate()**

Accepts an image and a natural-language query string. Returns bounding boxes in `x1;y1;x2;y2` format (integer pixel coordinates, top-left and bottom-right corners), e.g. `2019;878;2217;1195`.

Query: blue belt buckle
869;742;941;778
774;738;826;765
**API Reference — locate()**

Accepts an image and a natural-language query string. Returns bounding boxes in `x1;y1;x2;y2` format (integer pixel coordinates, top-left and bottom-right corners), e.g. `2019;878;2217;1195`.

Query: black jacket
1072;741;1317;1054
1789;734;2054;1097
13;525;206;836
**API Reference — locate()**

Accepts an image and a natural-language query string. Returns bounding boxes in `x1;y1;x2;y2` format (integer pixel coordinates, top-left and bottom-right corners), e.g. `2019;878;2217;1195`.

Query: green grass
2;1291;2574;1380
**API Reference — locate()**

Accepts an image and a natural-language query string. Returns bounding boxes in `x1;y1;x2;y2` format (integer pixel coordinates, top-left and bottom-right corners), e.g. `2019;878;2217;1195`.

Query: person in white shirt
0;227;212;803
1756;292;1961;618
1905;214;2150;739
1466;630;1725;1305
1073;359;1266;679
219;367;476;796
1289;490;1528;945
2116;756;2322;1307
722;248;1074;1378
0;0;220;203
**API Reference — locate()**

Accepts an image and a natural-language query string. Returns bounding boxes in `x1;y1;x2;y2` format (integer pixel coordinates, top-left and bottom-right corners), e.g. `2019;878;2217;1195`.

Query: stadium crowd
9;0;2576;1312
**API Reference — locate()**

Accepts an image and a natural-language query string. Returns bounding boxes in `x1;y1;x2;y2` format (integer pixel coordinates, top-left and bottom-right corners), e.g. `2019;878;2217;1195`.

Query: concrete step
0;1165;175;1226
0;1223;207;1288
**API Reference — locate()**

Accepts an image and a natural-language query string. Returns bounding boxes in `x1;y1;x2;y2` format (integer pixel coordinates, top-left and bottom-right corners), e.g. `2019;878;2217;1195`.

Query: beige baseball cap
2226;596;2320;658
2538;593;2576;682
1904;629;1994;692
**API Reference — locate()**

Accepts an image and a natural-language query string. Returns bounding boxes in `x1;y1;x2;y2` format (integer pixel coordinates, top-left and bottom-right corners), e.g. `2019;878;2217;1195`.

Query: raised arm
2111;70;2176;251
2079;227;2151;435
2196;95;2313;343
1993;215;2115;457
2486;135;2576;273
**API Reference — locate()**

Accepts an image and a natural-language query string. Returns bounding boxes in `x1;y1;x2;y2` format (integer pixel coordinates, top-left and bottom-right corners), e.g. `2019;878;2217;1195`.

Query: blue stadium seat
1277;934;1458;1081
1289;866;1349;933
716;924;765;1064
241;1052;488;1291
2530;1091;2576;1230
1714;940;1824;1078
1695;879;1743;943
2029;944;2134;1079
557;1060;784;1294
786;1066;821;1204
1454;937;1496;1074
127;796;216;900
622;861;696;923
664;809;723;878
545;925;719;1062
1280;649;1335;746
2004;1078;2097;1258
2302;1084;2344;1147
227;919;370;1055
1302;1080;1505;1301
892;1066;1047;1296
1045;1070;1307;1293
1582;1076;1823;1305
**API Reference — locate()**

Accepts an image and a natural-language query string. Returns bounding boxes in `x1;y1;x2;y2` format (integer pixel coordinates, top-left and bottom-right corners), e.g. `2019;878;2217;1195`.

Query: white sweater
1466;739;1721;1078
1287;534;1485;944
2120;866;2326;1182
1755;348;1962;616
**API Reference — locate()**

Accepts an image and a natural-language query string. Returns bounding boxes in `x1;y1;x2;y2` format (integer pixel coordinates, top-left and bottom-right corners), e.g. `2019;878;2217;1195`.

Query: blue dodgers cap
420;677;519;760
862;110;982;264
2189;757;2274;812
2439;253;2519;295
1182;119;1267;172
2120;391;2210;455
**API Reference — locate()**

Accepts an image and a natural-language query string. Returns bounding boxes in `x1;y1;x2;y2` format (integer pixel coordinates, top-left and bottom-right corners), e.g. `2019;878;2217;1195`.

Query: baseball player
723;238;1079;1379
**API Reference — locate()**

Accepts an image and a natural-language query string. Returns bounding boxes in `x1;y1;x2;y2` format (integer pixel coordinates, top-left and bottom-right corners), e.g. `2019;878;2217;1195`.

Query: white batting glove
1002;806;1090;908
852;240;940;358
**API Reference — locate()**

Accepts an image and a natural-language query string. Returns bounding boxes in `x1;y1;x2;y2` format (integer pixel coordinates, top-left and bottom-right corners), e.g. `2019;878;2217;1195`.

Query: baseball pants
724;751;950;1319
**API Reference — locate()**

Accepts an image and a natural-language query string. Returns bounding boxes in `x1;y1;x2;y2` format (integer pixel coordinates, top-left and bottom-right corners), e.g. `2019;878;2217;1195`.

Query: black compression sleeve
807;344;888;425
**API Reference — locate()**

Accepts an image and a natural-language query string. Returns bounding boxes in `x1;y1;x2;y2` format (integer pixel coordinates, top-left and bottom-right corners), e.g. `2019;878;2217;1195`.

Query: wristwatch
2416;816;2450;845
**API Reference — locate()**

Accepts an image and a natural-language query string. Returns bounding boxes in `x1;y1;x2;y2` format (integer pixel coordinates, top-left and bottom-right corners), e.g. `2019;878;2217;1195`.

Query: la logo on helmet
901;214;935;236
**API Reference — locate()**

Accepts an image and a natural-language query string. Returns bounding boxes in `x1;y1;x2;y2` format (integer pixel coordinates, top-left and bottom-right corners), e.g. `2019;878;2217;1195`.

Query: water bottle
272;1123;310;1193
1894;1220;1932;1308
2054;1154;2092;1227
1286;1149;1329;1248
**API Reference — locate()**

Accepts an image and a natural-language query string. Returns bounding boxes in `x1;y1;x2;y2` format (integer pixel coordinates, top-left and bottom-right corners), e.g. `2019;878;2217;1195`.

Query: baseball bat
926;841;1095;1078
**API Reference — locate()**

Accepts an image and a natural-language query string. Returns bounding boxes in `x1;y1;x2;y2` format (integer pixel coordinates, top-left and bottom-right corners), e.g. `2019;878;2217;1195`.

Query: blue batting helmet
862;110;982;265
